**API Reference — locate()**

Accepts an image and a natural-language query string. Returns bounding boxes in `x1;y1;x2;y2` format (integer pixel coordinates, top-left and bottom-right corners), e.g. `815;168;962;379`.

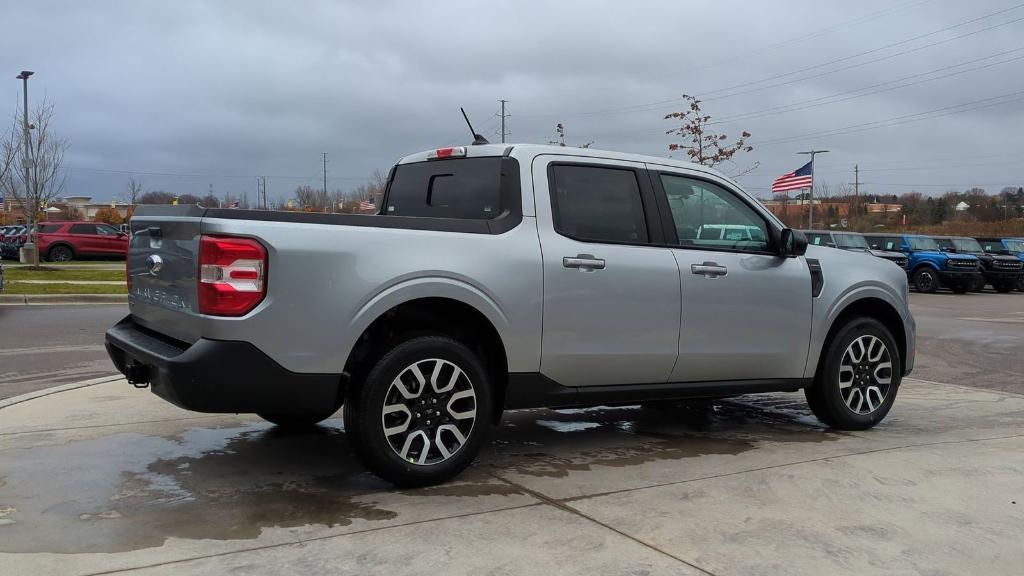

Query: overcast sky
2;0;1023;203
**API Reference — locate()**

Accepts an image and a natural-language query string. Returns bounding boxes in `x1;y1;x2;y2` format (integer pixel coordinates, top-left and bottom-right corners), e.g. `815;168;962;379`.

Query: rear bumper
104;315;343;414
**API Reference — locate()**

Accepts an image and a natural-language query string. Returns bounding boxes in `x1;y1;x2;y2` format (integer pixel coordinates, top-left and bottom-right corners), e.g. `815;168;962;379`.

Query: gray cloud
2;0;1022;203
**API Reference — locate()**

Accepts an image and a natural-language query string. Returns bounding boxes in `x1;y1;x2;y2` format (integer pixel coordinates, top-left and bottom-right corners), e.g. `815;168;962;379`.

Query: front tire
805;317;901;430
912;268;938;293
344;335;493;487
259;411;336;428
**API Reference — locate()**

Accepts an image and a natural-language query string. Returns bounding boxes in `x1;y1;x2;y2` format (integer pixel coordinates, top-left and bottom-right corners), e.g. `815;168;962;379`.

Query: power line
584;48;1024;140
710;47;1024;125
700;3;1024;99
753;89;1024;147
521;4;1024;120
68;166;374;181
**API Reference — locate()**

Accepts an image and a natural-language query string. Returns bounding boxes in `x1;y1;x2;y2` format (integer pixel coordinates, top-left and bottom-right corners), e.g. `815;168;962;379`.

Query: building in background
0;195;131;224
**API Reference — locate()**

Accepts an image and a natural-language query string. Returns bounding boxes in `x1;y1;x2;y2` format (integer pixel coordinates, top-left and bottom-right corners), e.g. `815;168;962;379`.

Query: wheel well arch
910;262;938;274
816;297;907;380
343;297;508;423
47;242;75;255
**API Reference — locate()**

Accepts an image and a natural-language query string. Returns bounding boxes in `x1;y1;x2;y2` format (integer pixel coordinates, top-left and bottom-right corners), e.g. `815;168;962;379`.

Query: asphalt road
0;304;127;400
0;291;1021;401
910;291;1024;395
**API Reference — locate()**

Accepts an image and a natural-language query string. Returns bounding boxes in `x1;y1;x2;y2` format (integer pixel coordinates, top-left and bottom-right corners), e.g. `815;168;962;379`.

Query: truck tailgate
127;206;204;344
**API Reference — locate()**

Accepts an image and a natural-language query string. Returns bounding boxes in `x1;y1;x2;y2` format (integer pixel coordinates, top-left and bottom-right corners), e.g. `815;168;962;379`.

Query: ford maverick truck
106;144;916;486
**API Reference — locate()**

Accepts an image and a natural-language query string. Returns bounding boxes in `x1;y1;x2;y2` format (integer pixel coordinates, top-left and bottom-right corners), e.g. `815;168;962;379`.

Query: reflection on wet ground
0;393;838;553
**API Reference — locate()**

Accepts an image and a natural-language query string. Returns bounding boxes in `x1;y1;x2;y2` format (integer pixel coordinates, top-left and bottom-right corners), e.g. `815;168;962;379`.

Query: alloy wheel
381;358;477;466
837;335;892;415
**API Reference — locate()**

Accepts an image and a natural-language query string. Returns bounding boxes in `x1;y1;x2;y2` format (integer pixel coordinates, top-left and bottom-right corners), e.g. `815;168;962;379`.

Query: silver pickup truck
106;144;915;486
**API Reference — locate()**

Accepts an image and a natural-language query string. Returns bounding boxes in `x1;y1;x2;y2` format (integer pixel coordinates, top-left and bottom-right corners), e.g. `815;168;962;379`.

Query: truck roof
397;143;742;188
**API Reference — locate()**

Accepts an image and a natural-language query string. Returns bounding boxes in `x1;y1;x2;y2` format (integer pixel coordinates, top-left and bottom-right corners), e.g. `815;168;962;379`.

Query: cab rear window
385;157;508;220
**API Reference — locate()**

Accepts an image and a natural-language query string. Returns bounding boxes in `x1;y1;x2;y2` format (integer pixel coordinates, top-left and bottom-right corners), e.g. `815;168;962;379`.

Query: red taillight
198;235;267;316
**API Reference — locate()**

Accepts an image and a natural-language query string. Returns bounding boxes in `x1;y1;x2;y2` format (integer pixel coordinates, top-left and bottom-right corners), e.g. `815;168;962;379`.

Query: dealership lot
0;292;1021;576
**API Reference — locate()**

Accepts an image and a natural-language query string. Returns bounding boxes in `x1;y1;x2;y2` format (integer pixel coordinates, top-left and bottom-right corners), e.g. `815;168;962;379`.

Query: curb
0;294;128;305
0;374;124;410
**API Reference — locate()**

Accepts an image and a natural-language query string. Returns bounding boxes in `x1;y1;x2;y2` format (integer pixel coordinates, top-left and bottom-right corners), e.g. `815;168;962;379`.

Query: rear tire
344;335;493;487
258;411;336;428
805;317;901;430
48;245;73;262
912;268;938;293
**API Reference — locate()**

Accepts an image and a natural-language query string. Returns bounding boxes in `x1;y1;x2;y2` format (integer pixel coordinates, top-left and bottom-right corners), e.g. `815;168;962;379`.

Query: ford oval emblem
146;254;163;275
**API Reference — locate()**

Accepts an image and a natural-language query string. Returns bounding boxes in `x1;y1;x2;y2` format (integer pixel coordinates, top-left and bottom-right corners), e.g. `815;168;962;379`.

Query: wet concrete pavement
1;377;1022;575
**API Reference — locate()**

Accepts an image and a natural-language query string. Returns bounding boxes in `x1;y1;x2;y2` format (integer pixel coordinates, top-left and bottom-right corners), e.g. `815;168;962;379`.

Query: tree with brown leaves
665;94;753;171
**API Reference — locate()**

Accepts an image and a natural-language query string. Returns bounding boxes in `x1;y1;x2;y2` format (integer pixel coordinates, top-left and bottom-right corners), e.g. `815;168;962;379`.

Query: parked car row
802;229;1024;293
0;221;128;261
0;224;30;260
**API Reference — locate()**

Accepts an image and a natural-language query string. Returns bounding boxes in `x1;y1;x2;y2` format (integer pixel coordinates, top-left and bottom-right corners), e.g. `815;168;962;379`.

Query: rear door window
385;157;505;219
549;164;648;244
37;224;62;234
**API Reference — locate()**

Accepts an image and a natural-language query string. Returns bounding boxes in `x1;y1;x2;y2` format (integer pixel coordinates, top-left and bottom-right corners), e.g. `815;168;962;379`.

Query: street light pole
16;71;32;159
15;71;36;265
797;149;829;229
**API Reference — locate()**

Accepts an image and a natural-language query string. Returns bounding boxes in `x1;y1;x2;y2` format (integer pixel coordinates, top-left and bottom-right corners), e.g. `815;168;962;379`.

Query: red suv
37;221;129;262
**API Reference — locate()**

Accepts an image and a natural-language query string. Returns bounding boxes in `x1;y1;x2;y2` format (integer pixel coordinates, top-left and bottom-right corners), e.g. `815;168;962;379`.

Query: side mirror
779;228;808;258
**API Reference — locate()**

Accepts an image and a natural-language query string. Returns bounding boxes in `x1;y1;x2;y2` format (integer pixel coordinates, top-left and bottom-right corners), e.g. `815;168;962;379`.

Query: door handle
563;255;606;271
691;261;728;278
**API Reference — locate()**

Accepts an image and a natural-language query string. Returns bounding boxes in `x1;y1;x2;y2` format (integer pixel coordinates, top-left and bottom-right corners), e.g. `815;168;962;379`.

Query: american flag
358;197;375;212
771;161;813;193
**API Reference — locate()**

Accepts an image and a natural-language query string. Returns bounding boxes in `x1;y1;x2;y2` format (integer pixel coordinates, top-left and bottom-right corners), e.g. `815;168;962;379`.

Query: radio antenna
460;107;490;145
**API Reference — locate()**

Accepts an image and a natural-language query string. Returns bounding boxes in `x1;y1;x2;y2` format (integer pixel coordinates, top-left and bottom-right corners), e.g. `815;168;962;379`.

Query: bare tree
295;184;328;211
121;177;144;205
0;100;69;265
549;123;594;148
0;123;18;189
665;94;752;170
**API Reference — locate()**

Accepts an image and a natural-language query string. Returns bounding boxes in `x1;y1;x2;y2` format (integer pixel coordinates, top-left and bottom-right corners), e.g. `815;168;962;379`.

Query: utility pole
849;164;859;197
499;99;509;143
322;152;328;201
797;149;829;229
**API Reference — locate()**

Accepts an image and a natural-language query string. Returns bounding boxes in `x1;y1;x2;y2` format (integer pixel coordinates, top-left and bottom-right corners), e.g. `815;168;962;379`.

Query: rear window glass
38;224;61;233
385;157;505;219
550;165;648;244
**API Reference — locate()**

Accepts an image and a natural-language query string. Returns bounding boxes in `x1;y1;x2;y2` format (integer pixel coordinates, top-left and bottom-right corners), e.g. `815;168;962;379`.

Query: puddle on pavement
0;422;406;553
486;394;841;478
0;392;839;553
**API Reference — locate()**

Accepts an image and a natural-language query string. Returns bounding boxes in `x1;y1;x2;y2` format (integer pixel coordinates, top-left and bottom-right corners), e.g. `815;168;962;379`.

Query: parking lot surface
0;293;1022;575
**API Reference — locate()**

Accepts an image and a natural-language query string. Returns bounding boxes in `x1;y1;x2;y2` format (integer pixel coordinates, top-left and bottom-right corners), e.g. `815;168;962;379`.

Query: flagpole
798;150;829;229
